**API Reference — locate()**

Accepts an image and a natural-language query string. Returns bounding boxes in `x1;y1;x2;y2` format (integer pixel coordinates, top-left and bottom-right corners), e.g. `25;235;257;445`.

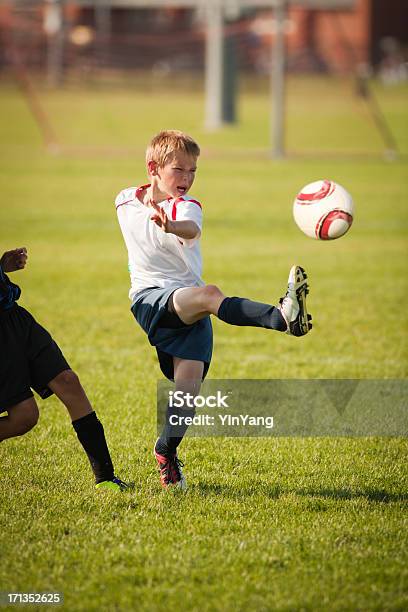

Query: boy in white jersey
116;130;312;490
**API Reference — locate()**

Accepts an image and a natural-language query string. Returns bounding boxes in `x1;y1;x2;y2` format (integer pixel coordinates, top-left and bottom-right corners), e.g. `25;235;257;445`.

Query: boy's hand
0;247;28;272
150;200;172;233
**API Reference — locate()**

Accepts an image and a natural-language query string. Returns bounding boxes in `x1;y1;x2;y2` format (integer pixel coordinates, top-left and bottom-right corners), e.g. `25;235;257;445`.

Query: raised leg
172;284;286;331
172;266;312;336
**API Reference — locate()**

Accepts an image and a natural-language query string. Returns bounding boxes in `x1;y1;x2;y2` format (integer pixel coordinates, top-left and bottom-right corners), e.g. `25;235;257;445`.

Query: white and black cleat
279;265;312;337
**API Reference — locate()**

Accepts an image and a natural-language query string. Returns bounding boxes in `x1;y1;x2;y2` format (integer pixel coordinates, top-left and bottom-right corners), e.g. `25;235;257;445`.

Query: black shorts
131;286;212;381
0;305;70;411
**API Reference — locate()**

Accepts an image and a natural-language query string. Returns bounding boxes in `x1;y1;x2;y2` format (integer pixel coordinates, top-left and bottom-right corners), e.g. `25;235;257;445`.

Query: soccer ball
293;180;354;240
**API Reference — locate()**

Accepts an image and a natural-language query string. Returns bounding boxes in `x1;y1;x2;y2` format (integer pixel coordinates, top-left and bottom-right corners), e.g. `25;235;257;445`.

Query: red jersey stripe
171;197;202;220
135;184;151;201
116;200;133;209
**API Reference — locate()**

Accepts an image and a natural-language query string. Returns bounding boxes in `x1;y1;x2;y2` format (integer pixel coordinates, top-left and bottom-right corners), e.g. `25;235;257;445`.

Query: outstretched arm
0;248;28;273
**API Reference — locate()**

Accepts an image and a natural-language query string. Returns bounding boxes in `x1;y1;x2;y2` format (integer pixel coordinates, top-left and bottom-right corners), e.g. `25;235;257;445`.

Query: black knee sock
156;403;195;456
217;297;287;331
72;411;114;484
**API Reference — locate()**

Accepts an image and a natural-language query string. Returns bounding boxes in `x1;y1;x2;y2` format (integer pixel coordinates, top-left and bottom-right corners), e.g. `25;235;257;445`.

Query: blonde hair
146;130;200;167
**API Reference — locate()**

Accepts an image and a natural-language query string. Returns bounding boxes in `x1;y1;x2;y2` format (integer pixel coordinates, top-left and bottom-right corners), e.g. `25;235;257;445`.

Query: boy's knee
51;369;81;390
201;284;223;307
15;404;39;435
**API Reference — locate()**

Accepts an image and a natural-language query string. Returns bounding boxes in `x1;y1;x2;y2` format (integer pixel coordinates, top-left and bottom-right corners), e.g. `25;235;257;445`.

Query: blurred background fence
0;0;406;157
1;0;406;84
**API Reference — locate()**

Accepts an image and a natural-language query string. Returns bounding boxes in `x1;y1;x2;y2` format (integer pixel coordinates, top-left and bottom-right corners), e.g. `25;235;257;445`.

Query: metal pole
205;0;223;130
46;0;64;87
271;0;286;158
222;22;238;123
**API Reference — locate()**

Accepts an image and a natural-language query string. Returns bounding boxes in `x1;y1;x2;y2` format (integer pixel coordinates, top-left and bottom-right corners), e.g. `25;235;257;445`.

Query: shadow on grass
295;488;408;503
193;482;282;499
194;482;407;503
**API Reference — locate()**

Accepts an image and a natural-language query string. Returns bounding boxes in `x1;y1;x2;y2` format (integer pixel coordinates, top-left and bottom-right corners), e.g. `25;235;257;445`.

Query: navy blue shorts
0;305;70;411
131;286;213;381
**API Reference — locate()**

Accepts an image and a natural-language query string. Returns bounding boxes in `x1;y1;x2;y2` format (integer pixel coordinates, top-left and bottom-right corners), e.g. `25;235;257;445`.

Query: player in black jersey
0;247;131;492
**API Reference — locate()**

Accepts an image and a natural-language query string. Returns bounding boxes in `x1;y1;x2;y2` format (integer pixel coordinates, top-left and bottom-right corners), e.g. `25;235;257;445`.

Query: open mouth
177;186;187;195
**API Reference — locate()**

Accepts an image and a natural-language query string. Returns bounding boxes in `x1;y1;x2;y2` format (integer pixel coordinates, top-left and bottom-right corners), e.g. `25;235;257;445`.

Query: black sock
72;411;114;484
217;297;287;331
156;403;195;456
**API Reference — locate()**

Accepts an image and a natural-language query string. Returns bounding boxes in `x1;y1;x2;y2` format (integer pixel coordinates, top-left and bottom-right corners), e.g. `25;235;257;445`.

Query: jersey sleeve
171;199;203;247
115;187;137;210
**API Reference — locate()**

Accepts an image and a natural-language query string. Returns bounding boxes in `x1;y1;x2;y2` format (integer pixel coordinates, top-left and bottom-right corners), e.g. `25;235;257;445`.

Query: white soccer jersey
115;184;205;303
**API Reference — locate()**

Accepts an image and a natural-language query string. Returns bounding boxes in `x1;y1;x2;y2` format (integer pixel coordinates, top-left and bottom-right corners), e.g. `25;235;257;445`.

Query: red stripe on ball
297;180;335;204
317;210;353;240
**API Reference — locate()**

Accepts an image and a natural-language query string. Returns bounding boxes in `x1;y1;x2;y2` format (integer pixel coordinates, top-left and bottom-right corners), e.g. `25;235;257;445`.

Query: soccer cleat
279;265;312;337
96;476;134;492
154;442;187;490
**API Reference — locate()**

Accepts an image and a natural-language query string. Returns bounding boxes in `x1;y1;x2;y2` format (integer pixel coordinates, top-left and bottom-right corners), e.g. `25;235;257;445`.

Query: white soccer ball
293;180;354;240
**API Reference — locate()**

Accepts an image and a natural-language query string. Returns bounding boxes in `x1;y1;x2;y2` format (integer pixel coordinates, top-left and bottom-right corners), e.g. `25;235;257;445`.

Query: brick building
283;0;407;73
0;0;406;75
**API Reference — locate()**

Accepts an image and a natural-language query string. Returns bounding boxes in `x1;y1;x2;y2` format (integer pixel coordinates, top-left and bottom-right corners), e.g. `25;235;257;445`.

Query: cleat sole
292;266;310;335
282;265;312;337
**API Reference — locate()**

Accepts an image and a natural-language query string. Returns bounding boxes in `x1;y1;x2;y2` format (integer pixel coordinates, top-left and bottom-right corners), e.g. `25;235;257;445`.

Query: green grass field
0;76;407;611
